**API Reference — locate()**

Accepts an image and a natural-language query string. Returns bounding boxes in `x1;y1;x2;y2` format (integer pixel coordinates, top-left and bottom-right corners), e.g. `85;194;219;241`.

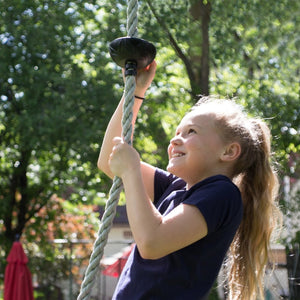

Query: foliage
0;0;110;249
141;0;211;96
209;0;300;170
6;196;98;298
282;178;300;246
0;0;299;295
0;2;115;294
136;0;299;175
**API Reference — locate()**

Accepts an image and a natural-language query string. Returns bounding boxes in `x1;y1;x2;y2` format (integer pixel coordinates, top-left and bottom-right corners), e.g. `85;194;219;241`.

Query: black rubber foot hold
109;37;156;75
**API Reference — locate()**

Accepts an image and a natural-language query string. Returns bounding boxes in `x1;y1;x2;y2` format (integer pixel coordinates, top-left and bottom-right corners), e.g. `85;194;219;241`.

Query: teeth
173;153;184;157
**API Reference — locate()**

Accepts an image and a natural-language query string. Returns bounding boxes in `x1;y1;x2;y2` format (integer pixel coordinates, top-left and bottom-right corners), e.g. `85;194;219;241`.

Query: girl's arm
109;138;208;260
97;61;157;201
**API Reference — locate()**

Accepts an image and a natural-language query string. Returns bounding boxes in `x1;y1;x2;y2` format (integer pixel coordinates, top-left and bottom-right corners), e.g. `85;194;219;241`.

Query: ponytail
228;119;282;299
193;98;282;299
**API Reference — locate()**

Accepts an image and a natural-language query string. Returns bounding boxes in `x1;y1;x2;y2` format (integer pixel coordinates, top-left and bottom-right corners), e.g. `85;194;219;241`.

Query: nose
170;135;182;145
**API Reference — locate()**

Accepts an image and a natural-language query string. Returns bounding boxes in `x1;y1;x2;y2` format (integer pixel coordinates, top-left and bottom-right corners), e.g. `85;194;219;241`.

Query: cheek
167;144;172;158
185;139;199;152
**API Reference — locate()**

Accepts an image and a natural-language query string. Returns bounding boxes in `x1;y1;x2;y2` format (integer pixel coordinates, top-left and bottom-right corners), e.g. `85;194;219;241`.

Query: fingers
109;137;123;169
109;137;140;178
139;60;157;74
111;137;132;156
111;137;125;156
112;136;123;145
122;60;156;77
147;60;157;72
121;60;156;93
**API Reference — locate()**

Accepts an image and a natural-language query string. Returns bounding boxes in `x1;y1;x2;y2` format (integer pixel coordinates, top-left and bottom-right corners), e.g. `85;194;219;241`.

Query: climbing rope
77;1;139;299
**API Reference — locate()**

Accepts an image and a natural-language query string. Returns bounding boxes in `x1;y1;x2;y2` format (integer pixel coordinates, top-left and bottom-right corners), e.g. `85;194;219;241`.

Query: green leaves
0;0;113;252
0;0;299;289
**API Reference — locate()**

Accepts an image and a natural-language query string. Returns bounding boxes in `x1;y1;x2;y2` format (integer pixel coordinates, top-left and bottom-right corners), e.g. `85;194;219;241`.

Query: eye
188;128;196;134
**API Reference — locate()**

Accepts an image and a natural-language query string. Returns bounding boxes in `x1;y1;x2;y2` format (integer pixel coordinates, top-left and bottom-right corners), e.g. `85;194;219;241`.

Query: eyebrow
176;123;202;133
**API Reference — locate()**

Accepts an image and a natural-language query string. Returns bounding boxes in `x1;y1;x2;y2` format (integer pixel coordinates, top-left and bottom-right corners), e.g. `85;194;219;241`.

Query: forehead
178;110;216;129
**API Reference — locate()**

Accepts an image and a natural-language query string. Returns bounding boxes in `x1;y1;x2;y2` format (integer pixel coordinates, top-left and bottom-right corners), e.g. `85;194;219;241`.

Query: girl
98;61;281;299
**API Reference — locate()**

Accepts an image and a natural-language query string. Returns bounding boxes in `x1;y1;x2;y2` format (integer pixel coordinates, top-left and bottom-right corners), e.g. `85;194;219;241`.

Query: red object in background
4;241;34;300
102;244;134;278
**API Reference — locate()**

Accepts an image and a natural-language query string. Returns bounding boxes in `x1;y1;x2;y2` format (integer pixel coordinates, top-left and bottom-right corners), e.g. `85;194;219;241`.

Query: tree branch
145;0;196;93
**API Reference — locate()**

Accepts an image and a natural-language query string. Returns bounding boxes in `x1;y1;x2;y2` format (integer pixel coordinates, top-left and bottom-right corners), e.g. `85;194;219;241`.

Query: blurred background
0;0;299;299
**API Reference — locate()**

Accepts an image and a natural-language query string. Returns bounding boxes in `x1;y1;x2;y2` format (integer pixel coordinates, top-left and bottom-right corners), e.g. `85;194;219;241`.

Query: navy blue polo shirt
112;169;243;300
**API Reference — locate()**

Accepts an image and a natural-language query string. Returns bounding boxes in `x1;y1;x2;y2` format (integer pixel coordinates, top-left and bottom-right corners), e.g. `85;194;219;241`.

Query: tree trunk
147;0;211;98
189;0;211;97
4;149;31;244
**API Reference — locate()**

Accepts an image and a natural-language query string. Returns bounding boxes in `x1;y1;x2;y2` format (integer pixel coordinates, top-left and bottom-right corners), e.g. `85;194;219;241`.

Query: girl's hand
109;137;141;178
122;60;157;96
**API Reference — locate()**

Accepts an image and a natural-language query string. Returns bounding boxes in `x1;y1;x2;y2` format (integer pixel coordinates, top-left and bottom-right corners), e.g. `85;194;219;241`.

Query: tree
209;0;300;168
144;0;211;97
0;0;115;253
24;195;99;298
131;0;299;175
1;0;299;293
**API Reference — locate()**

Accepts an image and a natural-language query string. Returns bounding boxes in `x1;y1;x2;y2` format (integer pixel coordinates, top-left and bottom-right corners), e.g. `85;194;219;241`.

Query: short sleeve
183;176;242;234
154;168;186;206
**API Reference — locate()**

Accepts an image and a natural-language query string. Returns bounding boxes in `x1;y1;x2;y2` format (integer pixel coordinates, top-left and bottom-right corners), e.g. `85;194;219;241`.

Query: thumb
112;137;123;145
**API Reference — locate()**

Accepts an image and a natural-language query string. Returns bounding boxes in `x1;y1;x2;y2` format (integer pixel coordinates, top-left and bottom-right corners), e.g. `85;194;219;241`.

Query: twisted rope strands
122;76;136;144
127;0;138;37
77;178;123;300
77;1;138;299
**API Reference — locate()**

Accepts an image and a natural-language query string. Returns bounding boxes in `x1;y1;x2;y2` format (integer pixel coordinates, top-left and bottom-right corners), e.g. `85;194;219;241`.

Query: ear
220;142;241;162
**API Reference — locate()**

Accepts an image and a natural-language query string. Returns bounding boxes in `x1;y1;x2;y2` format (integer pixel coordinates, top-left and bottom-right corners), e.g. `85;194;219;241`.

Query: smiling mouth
172;152;185;158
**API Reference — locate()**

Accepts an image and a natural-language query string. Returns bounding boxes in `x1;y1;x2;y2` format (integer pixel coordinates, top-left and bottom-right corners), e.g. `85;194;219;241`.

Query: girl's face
167;110;227;188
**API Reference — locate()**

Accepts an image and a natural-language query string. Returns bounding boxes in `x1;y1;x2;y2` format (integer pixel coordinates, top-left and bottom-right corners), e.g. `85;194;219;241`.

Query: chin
167;164;179;177
167;164;174;173
166;162;173;172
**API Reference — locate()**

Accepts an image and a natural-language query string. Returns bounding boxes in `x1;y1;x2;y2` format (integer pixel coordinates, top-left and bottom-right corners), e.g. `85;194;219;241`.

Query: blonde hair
193;97;282;300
